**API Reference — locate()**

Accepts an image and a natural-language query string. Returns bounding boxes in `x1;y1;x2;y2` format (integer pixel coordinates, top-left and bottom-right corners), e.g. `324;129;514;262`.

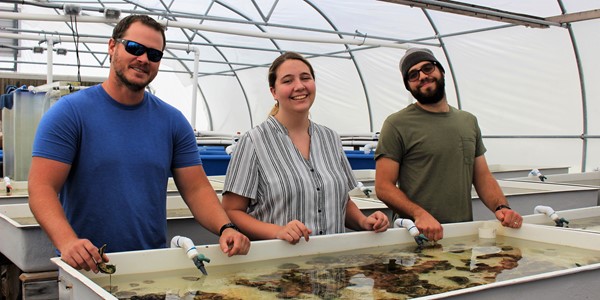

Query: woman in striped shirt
222;52;389;244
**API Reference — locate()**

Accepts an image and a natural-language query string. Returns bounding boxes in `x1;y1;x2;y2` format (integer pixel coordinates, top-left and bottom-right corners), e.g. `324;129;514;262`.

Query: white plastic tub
506;171;600;205
352;169;376;186
0;180;28;205
0;203;56;272
0;196;219;272
522;206;600;234
167;195;396;244
53;221;600;300
472;180;599;221
1;194;384;274
169;177;224;194
349;180;598;221
488;165;570;180
0;178;223;205
507;171;600;187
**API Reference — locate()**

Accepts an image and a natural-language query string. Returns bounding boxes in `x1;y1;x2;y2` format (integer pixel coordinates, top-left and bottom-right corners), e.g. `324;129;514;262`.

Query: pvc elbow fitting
393;218;420;237
534;205;559;221
171;235;198;260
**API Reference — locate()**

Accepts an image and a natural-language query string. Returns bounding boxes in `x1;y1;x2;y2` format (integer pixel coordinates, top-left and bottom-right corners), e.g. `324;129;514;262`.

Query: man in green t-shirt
375;48;522;242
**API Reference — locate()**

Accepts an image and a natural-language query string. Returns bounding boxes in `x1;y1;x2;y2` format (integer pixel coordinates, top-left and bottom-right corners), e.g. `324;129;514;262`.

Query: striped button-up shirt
223;116;357;235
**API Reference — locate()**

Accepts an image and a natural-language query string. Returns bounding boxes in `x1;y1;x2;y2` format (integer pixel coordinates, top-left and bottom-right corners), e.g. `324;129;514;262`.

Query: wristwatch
495;204;511;212
219;222;240;236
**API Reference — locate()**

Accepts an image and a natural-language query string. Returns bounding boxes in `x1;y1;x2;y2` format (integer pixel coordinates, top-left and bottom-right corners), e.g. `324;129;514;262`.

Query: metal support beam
546;9;600;24
379;0;563;28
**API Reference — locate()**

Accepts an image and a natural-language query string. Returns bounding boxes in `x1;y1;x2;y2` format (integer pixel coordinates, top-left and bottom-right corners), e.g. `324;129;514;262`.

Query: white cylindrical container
478;221;497;239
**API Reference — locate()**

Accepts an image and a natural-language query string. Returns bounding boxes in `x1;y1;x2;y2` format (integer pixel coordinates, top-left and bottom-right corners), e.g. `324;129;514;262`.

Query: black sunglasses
407;62;437;82
115;39;163;63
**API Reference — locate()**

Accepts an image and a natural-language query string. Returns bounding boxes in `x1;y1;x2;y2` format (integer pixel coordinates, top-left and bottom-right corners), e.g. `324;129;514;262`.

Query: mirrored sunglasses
116;39;163;63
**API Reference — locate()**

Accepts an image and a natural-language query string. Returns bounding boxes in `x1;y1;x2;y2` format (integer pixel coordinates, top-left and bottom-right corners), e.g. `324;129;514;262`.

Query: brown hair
268;52;315;116
112;14;166;50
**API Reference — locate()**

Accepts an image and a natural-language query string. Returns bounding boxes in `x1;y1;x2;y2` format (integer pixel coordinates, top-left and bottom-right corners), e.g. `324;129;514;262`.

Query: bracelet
495;204;511;212
219;222;240;236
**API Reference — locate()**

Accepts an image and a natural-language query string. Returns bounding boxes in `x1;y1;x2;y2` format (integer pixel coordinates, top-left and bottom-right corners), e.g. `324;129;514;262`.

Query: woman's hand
360;211;390;232
275;220;312;244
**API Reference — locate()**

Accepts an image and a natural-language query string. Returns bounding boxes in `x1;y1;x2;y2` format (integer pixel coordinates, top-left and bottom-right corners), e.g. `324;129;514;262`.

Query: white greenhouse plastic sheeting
0;0;599;171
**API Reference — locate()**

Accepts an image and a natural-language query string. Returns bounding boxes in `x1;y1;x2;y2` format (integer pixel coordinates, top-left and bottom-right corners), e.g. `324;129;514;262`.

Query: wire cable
69;14;82;82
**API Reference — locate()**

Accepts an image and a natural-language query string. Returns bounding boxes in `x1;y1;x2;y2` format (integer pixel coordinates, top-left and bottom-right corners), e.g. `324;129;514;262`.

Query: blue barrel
344;150;375;170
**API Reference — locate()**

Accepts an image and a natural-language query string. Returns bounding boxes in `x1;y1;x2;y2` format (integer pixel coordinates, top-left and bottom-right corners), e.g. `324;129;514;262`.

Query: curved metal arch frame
127;0;282;130
304;0;376;132
208;0;284;129
6;0;595;171
558;0;589;172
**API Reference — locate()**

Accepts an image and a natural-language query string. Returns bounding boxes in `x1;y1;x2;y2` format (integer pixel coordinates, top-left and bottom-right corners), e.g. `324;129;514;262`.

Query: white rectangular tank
0;203;56;272
487;164;570;179
472;180;599;221
0;180;28;205
0;196;218;272
522;206;600;233
52;221;600;300
0;177;224;205
506;171;600;205
349;180;598;221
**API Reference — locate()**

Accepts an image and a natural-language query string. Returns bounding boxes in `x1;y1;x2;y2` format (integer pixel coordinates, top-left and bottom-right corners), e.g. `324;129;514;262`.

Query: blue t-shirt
32;84;201;252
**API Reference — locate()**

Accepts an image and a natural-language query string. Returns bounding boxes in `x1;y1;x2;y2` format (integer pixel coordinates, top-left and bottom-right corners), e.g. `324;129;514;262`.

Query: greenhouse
1;1;600;300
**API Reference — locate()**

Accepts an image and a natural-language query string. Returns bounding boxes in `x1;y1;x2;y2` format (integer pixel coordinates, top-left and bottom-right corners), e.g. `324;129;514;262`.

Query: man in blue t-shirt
29;14;249;273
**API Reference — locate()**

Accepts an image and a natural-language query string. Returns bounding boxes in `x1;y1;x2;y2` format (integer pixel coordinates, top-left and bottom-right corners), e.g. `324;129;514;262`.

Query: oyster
97;244;116;274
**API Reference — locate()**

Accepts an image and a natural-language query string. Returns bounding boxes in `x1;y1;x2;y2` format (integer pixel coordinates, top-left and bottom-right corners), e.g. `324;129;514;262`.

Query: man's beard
410;76;445;105
112;52;154;92
115;68;149;92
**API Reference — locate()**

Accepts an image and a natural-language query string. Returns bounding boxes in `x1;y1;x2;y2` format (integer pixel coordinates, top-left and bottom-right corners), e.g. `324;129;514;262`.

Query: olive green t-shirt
375;104;486;223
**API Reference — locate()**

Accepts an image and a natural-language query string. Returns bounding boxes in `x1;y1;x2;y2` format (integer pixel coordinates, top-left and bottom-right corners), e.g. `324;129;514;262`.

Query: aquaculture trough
0;196;221;273
522;206;600;234
348;179;598;221
352;169;375;186
0;178;222;204
487;164;570;180
0;180;28;205
167;195;395;245
0;203;56;272
52;221;600;299
472;180;599;221
506;171;600;205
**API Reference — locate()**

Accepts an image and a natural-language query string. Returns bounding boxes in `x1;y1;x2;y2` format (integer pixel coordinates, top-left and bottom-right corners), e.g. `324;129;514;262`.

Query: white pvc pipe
224;132;241;155
356;181;371;195
339;133;379;139
0;32;202;131
170;235;199;260
528;168;546;181
0;32;200;53
362;142;378;154
534;205;560;221
0;12;410;50
225;144;235;155
46;38;53;83
196;131;238;138
393;218;420;237
191;46;199;131
3;177;12;193
0;32;105;47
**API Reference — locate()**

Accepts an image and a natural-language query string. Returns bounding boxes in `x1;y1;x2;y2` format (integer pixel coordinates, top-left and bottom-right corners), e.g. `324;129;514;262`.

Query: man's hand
414;212;443;241
219;229;250;257
59;239;105;273
495;208;522;228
